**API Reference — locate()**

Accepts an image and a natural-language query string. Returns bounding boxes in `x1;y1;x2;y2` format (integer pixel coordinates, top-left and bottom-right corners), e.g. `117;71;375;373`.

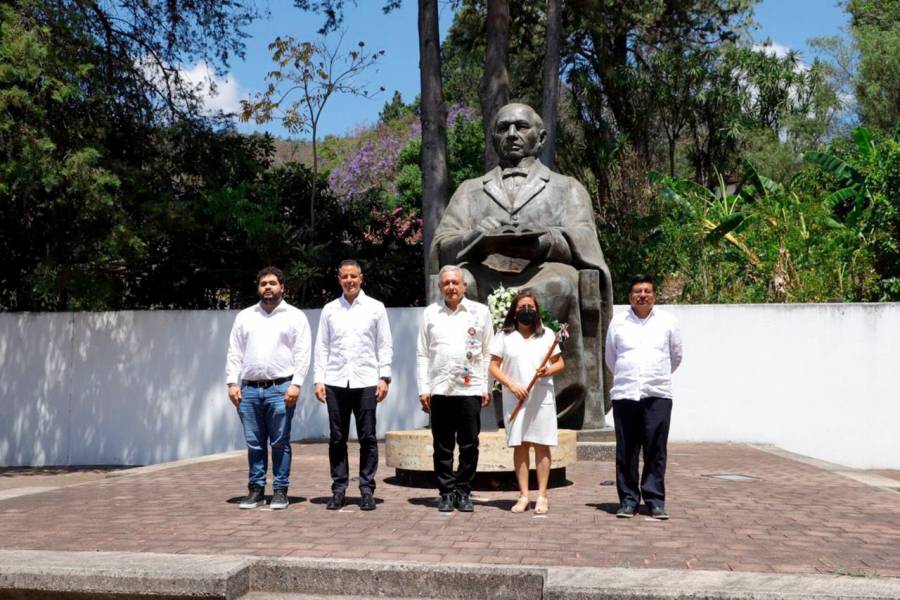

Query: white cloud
752;41;793;59
179;62;242;116
134;57;244;117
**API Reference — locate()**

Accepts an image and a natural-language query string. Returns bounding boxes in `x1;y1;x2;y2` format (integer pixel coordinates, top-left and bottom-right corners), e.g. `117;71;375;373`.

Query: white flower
487;284;518;332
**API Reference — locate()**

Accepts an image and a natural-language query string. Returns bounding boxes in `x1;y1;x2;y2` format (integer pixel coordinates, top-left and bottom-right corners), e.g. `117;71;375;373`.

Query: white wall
654;303;900;469
0;304;897;469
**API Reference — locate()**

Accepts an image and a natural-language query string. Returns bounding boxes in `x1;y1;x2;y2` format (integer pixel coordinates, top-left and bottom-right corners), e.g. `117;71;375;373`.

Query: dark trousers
430;395;482;495
325;384;378;495
612;396;672;510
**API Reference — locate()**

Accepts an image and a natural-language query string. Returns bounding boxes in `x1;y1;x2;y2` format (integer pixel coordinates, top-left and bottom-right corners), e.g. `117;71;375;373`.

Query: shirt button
512;214;519;222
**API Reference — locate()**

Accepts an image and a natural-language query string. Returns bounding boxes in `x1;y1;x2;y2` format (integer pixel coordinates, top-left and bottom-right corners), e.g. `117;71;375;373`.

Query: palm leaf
852;127;874;157
705;212;746;244
804;151;863;185
825;186;862;209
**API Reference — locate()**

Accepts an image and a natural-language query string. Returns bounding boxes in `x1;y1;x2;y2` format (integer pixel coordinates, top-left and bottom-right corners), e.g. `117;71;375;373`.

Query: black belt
242;376;292;388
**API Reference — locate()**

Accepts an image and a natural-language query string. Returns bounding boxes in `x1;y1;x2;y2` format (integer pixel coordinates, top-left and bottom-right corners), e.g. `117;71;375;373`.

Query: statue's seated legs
459;261;605;429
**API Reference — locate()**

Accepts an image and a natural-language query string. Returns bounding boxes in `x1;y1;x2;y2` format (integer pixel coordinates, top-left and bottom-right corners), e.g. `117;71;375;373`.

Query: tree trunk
540;0;562;168
479;0;511;171
310;125;318;229
418;0;449;283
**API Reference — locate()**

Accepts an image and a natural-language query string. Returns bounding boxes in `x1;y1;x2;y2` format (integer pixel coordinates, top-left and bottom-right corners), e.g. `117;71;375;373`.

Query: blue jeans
238;381;295;490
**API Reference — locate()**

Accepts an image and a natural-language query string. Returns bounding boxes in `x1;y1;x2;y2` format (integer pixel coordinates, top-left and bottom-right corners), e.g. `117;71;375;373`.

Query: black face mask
515;308;538;326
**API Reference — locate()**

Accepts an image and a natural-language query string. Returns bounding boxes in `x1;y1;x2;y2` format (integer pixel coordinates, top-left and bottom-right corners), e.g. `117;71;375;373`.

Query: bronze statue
429;103;613;428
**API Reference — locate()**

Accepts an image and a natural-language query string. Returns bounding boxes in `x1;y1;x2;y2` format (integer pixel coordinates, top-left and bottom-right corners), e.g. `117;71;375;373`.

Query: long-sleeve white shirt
604;306;682;401
416;297;493;397
313;290;393;388
225;300;312;386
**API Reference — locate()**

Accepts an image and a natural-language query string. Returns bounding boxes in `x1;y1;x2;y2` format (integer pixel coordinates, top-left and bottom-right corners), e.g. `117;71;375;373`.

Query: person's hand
481;392;491;408
227;384;241;407
376;379;389;403
507;381;528;401
284;384;300;407
419;394;431;413
314;383;326;404
536;365;551;378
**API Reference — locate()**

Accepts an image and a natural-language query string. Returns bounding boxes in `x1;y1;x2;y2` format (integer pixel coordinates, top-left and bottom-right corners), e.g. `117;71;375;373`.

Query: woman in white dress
488;291;565;514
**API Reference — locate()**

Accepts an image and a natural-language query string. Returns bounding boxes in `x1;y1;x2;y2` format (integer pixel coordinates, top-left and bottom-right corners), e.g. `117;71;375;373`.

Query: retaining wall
1;303;896;468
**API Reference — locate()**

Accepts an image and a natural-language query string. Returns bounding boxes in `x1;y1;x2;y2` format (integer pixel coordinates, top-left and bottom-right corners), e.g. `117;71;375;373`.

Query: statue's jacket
430;160;613;329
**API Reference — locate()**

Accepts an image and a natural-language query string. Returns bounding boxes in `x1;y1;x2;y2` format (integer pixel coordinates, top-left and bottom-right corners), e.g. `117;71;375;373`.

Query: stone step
250;558;544;600
576;441;615;461
544;567;900;599
239;595;430;600
5;551;900;600
0;549;251;599
576;427;616;442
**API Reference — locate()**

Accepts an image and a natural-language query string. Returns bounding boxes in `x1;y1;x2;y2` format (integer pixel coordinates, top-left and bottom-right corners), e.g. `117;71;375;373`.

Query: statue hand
477;216;504;232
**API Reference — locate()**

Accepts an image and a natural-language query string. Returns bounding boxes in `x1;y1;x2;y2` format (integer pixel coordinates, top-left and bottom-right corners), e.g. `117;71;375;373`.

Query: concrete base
3;551;900;600
576;441;615;462
389;466;570;491
384;429;577;471
576;427;615;442
384;429;577;491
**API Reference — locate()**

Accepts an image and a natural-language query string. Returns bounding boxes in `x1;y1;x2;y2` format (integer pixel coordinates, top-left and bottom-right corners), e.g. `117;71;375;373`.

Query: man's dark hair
501;290;545;338
628;274;655;293
338;259;362;274
256;266;285;285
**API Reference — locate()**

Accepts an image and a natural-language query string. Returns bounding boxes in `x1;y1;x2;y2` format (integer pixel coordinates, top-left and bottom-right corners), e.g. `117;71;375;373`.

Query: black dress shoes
455;491;474;512
437;493;455;512
326;492;345;510
649;506;669;520
359;493;376;511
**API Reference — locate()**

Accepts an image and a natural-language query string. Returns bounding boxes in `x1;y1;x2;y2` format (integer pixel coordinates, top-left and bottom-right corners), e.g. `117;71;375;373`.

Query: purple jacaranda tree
328;104;477;208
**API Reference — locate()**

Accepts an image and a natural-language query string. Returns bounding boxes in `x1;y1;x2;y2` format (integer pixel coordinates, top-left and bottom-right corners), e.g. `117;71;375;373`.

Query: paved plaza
1;441;899;580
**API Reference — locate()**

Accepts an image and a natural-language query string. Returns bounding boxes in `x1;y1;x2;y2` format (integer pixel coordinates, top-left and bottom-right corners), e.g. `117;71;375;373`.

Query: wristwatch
380;376;392;384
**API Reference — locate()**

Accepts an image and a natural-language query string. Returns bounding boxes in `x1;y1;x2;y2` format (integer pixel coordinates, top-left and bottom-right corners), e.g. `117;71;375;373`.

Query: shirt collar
256;299;289;315
339;289;367;308
627;306;655;322
440;296;470;314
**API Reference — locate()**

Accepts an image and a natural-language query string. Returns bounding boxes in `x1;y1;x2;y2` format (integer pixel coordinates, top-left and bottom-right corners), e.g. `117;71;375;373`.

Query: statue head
491;103;547;168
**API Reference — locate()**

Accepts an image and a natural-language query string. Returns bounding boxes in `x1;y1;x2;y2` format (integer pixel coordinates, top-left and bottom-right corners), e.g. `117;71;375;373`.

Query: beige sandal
511;496;530;513
534;495;549;515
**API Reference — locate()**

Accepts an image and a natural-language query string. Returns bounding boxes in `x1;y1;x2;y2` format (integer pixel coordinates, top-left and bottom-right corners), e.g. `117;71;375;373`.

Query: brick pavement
0;442;898;578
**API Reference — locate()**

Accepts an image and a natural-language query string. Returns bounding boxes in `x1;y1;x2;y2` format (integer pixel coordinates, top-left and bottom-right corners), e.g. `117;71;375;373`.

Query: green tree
848;0;900;131
379;90;414;123
240;32;384;229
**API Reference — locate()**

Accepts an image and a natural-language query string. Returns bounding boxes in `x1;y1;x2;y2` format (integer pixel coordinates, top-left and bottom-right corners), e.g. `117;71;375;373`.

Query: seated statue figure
428;102;613;428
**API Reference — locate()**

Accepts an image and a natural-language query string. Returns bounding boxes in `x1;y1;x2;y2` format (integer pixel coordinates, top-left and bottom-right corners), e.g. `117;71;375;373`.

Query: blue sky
188;0;851;140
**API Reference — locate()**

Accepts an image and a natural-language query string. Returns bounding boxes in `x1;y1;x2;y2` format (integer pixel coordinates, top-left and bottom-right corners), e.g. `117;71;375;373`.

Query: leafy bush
633;127;898;303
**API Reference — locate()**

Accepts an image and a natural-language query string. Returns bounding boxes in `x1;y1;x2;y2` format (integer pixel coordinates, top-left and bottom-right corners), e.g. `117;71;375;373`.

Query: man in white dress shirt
604;274;683;520
225;267;312;510
314;259;392;511
416;265;493;512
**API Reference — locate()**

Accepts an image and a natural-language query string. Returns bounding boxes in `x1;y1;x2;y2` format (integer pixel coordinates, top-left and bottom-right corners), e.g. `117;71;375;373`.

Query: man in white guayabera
416;265;493;513
605;274;682;520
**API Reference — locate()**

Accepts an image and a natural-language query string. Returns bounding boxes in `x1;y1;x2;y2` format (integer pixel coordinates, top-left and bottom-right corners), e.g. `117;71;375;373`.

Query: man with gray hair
416;265;493;512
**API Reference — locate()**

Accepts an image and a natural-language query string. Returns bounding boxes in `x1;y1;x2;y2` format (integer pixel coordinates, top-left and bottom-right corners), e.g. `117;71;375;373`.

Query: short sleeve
545;328;562;357
489;331;505;358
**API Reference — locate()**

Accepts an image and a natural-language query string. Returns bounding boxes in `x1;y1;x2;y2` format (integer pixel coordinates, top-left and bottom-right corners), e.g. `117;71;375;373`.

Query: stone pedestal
385;429;577;490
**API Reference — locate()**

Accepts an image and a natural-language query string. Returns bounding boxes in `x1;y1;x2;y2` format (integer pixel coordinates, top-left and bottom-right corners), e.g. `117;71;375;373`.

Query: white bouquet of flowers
487;284;561;333
487;284;518;333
